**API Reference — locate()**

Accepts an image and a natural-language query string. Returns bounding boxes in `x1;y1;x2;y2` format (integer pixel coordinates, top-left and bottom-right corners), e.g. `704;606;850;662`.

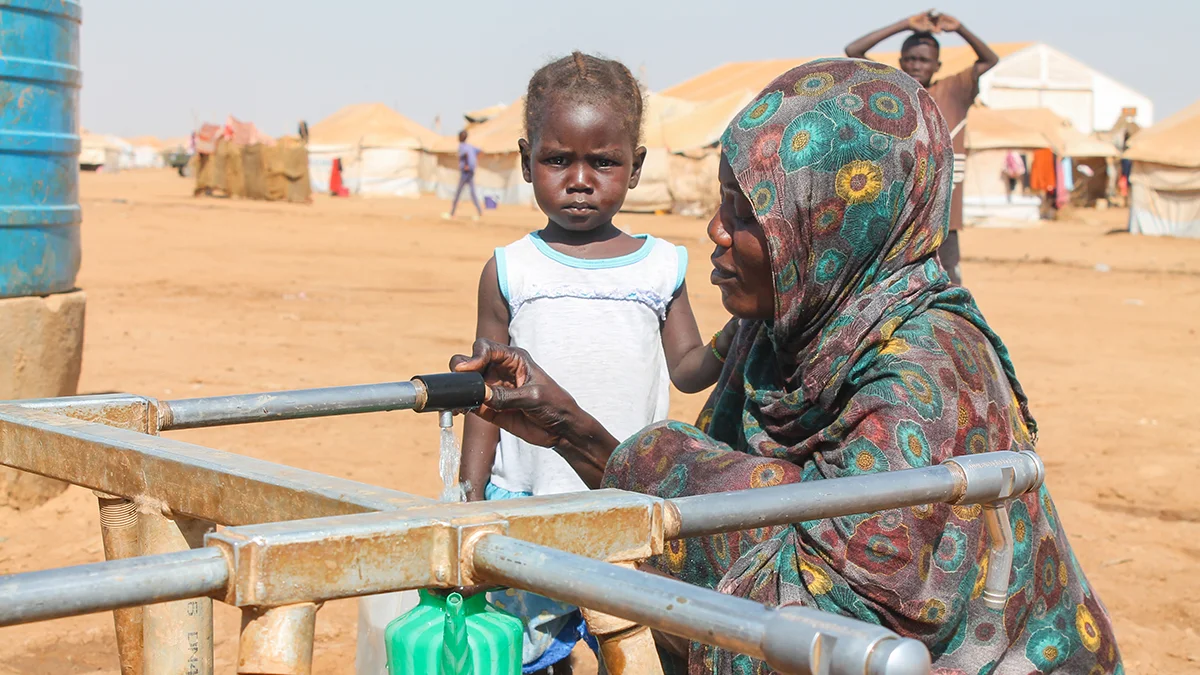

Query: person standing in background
846;10;999;285
444;129;483;221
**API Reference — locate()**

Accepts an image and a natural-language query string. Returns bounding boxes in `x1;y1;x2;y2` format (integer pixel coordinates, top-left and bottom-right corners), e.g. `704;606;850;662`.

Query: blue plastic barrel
0;0;82;298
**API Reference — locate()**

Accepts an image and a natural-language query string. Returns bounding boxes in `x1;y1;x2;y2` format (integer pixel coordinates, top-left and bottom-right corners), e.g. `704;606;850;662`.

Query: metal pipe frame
0;548;228;626
0;403;430;526
159;381;424;431
0;387;1045;675
469;533;931;675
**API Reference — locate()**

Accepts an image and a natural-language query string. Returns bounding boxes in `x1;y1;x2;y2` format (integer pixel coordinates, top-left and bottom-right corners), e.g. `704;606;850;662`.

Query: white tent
79;132;132;172
976;43;1153;134
125;136;167;169
308;104;443;197
1124;99;1200;238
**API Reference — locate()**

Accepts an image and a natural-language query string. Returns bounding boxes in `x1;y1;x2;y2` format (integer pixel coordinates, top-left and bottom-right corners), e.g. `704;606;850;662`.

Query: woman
452;60;1121;674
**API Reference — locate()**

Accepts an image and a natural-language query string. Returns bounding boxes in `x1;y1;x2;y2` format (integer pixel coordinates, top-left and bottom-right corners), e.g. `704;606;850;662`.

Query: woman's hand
449;339;621;487
449;339;578;448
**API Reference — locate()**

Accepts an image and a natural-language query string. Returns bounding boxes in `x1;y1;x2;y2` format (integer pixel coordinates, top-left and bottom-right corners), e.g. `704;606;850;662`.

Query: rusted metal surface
0;385;1042;674
0;404;430;525
9;393;158;433
207;489;663;606
237;604;318;675
140;511;215;675
97;494;145;675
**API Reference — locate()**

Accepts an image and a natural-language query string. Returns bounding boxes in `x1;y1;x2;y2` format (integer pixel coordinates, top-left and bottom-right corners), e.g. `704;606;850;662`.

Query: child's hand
715;317;740;360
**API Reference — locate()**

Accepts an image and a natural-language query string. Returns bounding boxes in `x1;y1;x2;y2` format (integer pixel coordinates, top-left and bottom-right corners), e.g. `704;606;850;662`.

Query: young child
460;52;735;673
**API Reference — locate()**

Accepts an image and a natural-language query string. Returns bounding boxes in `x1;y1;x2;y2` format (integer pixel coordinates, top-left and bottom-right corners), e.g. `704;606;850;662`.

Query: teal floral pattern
602;60;1121;675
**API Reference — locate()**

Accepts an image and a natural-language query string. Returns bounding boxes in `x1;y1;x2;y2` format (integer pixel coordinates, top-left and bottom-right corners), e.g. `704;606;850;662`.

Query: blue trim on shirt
494;247;510;304
674;246;688;292
528;232;656;269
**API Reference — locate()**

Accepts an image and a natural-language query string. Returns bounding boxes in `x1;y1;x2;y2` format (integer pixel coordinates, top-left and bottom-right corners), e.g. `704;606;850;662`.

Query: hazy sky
81;0;1190;139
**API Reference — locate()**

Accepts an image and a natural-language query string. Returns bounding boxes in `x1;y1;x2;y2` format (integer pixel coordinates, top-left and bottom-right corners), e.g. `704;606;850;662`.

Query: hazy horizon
81;0;1191;139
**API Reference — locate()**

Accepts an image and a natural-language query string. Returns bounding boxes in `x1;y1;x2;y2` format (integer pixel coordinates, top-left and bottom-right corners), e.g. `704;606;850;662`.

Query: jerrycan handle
440;593;473;675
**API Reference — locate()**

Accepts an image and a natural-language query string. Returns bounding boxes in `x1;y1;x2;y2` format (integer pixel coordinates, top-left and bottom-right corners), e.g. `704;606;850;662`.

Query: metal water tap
943;451;1045;610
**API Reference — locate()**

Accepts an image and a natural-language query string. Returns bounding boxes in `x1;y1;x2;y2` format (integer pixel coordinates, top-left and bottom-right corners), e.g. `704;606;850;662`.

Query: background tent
625;93;697;212
80;131;123;171
660;90;755;216
664;44;1031;101
464;103;508;129
965;106;1119;222
429;94;726;213
1123;99;1200;238
308;103;443;197
426;99;530;207
665;42;1152;134
125;136;167;169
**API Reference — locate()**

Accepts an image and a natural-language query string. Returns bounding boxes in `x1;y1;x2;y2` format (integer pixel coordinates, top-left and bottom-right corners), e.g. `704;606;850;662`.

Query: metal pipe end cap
870;638;931;675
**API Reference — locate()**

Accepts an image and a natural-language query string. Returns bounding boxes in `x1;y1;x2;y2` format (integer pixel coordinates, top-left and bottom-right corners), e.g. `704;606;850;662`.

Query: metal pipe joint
945;451;1044;610
943;450;1044;504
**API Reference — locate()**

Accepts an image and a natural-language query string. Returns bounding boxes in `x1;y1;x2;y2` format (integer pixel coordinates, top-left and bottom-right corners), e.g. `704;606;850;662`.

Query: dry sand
1;169;1198;674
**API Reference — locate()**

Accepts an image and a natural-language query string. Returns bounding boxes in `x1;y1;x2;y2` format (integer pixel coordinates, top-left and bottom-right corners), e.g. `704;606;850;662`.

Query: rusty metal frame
0;389;1044;675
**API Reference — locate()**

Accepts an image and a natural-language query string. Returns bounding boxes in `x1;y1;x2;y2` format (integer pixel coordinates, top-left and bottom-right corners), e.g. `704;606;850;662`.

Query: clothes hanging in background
1029;148;1056;192
1061;157;1074;191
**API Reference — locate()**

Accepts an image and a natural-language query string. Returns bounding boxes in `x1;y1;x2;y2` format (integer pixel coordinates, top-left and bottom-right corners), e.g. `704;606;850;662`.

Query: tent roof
966;106;1118;157
1123;99;1200;167
966;106;1052;150
440;93;724;155
464;103;508;124
431;98;525;154
996;108;1118;157
126;135;163;149
663;43;1034;102
662;90;756;154
309;103;442;149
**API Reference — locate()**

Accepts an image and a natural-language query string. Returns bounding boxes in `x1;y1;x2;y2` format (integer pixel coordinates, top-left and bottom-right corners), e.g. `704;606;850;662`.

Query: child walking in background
444;129;483;220
460;52;735;674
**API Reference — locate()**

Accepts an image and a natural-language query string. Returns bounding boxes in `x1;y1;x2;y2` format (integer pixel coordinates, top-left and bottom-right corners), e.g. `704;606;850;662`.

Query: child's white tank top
490;232;687;496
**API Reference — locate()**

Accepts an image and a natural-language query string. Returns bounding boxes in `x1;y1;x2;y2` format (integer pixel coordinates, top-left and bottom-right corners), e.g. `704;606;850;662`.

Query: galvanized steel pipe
0;548;228;627
160;381;424;430
666;451;1043;539
470;533;930;675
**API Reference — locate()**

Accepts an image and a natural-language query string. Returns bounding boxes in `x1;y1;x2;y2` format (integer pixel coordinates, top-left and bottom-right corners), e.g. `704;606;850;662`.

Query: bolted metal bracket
207;489;664;607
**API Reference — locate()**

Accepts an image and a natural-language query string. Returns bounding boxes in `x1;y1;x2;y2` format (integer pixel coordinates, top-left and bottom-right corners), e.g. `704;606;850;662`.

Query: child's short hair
524;51;644;148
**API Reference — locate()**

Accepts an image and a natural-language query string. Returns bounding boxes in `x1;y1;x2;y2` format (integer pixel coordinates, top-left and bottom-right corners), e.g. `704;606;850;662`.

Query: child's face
521;99;645;232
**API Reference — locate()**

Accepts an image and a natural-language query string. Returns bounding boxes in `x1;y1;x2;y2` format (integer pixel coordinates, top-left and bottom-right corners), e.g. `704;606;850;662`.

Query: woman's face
708;154;775;320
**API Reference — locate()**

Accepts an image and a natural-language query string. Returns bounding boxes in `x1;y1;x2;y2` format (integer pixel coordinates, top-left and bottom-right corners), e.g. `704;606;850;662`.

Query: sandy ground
1;169;1198;674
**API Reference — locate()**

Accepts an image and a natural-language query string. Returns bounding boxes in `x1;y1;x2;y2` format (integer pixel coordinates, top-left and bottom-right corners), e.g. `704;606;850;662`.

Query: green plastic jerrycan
385;590;522;675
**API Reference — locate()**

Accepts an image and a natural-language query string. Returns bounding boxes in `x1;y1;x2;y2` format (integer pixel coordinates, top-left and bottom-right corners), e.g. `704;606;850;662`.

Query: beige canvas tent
426;99;531;206
79;131;124;171
964;106;1118;221
664;44;1032;102
427;94;701;212
658;91;756;216
308;103;443;197
1123;100;1200;238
